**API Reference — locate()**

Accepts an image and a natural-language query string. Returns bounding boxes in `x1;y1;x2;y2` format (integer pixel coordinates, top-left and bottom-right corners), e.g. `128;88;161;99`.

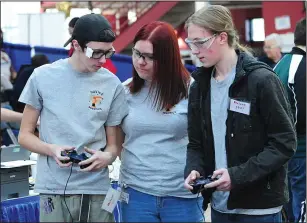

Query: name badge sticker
229;99;251;115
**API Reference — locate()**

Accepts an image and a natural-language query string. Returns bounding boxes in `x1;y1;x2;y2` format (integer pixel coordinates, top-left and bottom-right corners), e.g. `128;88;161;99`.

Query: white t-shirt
120;78;197;198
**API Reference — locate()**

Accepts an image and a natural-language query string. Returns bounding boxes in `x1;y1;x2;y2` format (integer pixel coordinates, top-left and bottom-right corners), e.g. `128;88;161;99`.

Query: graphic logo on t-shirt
89;90;103;110
163;105;176;114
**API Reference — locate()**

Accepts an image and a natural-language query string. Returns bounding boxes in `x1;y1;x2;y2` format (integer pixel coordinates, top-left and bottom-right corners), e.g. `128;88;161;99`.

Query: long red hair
128;21;190;111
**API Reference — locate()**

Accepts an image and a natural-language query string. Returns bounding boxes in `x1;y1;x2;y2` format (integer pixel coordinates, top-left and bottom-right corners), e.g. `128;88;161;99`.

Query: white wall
195;2;210;12
1;2;94;48
280;33;295;53
1;2;41;43
17;13;66;48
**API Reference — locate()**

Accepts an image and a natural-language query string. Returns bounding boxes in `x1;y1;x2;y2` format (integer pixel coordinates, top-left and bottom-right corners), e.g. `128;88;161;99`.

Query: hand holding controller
189;175;218;194
61;150;91;169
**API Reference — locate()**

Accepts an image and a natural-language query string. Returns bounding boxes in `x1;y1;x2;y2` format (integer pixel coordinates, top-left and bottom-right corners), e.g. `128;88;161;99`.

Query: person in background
1;107;40;126
68;16;117;74
0;107;39;146
68;17;79;36
119;21;204;222
274;18;306;223
1;29;17;90
12;54;49;113
1;107;40;145
183;5;296;223
260;33;283;68
68;17;79;57
1;107;23;123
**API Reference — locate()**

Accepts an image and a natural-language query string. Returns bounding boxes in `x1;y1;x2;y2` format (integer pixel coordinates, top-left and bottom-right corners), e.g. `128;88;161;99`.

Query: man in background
259;33;283;68
12;54;49;112
68;17;79;35
1;29;17;91
274;18;306;223
68;17;79;57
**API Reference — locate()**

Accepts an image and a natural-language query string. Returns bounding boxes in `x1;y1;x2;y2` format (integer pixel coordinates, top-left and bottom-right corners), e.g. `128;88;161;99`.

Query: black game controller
61;150;91;169
189;175;218;194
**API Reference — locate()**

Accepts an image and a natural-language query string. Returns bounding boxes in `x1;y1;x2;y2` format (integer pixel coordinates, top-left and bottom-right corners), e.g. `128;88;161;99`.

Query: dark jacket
184;50;297;210
258;53;285;69
12;65;36;112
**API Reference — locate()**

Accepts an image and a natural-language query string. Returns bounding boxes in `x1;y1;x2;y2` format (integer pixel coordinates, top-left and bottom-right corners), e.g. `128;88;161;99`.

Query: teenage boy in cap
67;17;117;75
18;13;128;222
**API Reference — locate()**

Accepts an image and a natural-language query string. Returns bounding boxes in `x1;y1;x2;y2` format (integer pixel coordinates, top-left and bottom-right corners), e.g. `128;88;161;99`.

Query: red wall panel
262;1;306;35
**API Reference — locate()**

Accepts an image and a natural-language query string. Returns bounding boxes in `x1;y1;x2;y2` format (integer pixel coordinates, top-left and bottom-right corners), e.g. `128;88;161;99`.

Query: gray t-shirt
210;67;282;215
119;78;197;198
19;58;128;195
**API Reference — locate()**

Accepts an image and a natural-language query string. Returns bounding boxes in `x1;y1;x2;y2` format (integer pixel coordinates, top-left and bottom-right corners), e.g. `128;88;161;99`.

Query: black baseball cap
64;13;115;47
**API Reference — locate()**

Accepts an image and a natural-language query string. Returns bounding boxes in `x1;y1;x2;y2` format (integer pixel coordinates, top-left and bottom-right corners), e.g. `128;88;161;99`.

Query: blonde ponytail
185;5;254;56
235;42;253;56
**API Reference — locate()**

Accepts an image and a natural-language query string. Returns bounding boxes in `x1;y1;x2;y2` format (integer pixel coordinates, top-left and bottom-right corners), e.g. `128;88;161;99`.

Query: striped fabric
299;200;306;222
274;46;306;158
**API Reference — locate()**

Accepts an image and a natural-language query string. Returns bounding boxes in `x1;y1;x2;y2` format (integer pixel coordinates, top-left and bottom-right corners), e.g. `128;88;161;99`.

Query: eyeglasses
185;34;217;51
86;47;115;59
132;47;154;63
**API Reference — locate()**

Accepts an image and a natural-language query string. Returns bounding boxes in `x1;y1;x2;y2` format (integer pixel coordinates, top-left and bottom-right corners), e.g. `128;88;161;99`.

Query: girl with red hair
119;21;204;222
